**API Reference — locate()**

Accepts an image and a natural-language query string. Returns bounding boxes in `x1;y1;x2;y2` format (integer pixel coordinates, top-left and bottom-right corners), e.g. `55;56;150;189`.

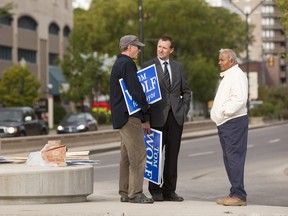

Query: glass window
49;53;58;66
63;26;70;37
49;23;60;35
0;16;12;25
0;45;12;60
18;16;37;31
18;49;37;63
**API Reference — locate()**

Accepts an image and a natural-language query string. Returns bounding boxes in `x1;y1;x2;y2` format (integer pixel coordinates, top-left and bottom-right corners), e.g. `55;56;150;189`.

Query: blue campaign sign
144;128;162;185
119;64;162;115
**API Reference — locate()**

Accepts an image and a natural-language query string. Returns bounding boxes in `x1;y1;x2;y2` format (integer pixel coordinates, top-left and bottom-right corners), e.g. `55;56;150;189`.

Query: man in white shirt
210;48;248;206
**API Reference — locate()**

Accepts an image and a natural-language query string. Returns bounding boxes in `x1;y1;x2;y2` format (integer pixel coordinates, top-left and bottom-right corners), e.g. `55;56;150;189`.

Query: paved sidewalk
1;194;287;216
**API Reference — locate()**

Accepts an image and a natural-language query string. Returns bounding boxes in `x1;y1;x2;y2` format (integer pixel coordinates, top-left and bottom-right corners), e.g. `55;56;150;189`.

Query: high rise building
262;0;287;85
206;0;287;86
0;0;73;98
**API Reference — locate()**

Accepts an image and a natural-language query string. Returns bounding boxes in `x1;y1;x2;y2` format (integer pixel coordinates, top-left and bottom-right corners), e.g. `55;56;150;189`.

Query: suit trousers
119;117;146;198
149;110;183;195
217;115;248;201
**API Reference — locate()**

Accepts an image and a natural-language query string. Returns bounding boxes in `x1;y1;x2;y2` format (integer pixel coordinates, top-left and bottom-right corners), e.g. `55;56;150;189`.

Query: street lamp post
138;0;144;67
229;0;265;112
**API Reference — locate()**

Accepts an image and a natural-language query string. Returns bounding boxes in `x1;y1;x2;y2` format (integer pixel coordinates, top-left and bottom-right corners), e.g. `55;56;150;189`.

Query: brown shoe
216;196;230;205
222;197;247;206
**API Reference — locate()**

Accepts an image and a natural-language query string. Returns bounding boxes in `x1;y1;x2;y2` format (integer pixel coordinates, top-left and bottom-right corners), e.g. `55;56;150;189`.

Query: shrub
250;85;288;120
92;112;111;125
53;103;67;125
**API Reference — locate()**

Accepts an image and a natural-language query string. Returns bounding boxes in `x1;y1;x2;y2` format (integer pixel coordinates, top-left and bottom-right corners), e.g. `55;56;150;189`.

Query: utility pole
229;0;265;112
138;0;144;67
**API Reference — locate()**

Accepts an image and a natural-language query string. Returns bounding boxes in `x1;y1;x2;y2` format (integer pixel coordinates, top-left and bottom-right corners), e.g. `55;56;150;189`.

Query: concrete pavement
1;194;287;216
1;120;288;215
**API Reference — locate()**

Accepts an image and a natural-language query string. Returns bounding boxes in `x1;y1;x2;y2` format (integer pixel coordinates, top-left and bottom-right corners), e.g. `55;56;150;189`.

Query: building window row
262;6;274;13
0;48;63;65
262;18;275;26
0;15;70;37
262;30;275;38
0;47;38;63
263;42;275;50
0;45;12;60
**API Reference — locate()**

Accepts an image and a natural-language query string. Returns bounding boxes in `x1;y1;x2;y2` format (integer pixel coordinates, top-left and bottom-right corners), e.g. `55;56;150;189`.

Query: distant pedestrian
143;35;191;202
110;35;154;204
210;48;248;206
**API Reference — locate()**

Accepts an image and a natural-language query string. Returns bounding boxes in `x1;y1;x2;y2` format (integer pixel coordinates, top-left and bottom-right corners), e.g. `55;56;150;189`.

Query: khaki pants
119;117;146;198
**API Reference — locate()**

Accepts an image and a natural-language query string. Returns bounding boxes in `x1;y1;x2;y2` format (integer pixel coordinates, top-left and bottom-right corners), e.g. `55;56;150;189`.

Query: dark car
57;112;98;134
0;107;49;137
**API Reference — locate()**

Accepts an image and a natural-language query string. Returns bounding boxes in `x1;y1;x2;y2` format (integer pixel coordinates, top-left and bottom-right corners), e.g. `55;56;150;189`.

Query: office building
0;0;73;98
206;0;287;86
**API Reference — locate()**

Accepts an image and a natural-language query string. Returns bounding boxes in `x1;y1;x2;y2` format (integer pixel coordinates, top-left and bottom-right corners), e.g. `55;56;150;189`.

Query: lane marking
247;144;254;148
188;151;214;157
269;138;280;144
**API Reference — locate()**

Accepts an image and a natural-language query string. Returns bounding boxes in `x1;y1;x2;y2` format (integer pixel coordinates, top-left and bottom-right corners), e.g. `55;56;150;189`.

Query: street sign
35;98;48;113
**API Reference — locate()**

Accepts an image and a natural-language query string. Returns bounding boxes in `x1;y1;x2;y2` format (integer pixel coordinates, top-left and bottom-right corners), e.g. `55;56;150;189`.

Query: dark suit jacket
143;57;191;127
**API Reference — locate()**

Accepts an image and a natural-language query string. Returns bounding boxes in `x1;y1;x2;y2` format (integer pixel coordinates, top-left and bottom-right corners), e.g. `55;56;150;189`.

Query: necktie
163;62;171;89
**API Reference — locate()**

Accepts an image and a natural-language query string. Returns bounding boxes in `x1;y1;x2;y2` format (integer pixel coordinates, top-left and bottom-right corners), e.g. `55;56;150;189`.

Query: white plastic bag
26;150;57;167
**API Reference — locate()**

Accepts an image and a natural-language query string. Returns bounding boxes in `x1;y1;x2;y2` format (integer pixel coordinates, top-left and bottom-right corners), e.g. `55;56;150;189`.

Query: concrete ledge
0;164;94;205
0;121;215;156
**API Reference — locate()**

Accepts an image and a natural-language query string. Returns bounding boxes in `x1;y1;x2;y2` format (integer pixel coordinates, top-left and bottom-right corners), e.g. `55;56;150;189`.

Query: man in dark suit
143;36;191;202
110;35;153;204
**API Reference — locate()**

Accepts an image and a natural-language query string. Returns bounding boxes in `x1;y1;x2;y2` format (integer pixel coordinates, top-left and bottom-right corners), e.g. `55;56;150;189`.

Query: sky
72;0;92;10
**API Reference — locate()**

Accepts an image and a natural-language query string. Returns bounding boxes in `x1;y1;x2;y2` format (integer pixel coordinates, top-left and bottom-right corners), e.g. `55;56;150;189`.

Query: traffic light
268;56;274;67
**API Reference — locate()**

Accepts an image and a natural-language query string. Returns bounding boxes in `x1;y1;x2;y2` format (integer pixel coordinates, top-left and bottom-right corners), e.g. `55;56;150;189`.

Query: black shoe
163;192;184;202
120;196;129;202
152;193;164;201
128;193;154;204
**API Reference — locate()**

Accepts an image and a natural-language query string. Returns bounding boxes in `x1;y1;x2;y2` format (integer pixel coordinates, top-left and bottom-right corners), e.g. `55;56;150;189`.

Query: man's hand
142;121;151;135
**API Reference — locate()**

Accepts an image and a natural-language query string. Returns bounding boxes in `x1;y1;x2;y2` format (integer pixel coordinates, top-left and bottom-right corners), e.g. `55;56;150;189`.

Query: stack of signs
66;151;99;165
119;64;161;115
144;128;162;185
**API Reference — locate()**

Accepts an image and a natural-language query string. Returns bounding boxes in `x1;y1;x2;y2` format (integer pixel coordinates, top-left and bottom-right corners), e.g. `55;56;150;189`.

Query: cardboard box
41;140;66;166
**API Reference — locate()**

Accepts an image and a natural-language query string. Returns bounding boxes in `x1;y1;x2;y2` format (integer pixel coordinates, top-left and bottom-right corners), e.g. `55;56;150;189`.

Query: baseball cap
119;35;145;50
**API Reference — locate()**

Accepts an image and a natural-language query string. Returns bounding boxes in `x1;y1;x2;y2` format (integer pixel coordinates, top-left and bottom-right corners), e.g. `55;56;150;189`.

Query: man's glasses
131;45;141;50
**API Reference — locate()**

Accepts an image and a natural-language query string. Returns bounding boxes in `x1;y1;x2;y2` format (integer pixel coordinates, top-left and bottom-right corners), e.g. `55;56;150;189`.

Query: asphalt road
90;123;288;207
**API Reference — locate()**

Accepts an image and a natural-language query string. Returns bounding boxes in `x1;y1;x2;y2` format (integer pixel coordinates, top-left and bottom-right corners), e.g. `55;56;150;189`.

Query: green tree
0;65;41;107
0;3;13;18
274;0;288;27
61;49;114;111
62;0;142;106
274;0;288;62
63;0;247;112
142;0;246;105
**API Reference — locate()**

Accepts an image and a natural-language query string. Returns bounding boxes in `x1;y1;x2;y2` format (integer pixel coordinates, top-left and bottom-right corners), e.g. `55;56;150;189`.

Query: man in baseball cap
119;35;145;51
110;35;153;204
